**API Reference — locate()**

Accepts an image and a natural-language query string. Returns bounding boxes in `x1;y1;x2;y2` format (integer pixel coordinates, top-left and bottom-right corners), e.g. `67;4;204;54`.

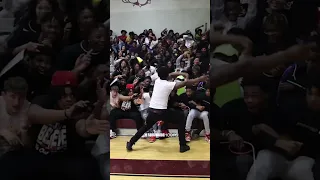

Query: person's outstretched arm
169;72;189;79
210;30;317;88
174;75;208;90
210;44;316;88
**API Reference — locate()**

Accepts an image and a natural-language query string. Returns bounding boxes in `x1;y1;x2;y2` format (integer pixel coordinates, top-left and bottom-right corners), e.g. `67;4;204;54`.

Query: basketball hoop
122;0;151;7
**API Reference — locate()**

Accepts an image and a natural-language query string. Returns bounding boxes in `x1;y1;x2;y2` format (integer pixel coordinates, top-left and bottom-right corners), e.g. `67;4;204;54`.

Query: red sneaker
159;129;169;139
185;131;191;142
148;136;156;143
157;120;164;126
163;129;169;136
205;133;210;143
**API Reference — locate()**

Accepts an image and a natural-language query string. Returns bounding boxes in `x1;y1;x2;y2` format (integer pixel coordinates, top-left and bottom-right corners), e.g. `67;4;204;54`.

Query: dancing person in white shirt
126;66;207;152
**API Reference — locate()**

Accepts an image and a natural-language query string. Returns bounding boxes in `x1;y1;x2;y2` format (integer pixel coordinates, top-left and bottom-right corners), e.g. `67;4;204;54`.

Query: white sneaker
141;133;147;139
110;130;116;139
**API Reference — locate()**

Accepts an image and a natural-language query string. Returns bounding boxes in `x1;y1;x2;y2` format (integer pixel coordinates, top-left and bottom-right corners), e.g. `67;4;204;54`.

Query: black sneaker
192;132;200;140
180;144;190;153
126;142;133;151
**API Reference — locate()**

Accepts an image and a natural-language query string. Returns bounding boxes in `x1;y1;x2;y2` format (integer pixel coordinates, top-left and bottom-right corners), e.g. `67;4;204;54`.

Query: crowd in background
211;0;320;180
0;0;109;179
109;26;211;143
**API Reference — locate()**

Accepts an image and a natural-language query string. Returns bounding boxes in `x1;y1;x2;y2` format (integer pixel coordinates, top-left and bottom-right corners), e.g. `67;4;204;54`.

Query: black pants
313;159;320;180
0;150;102;180
109;108;144;131
129;108;187;146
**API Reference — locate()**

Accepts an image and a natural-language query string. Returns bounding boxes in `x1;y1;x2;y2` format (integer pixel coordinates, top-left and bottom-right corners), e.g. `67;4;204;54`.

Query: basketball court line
110;174;210;180
111;173;210;178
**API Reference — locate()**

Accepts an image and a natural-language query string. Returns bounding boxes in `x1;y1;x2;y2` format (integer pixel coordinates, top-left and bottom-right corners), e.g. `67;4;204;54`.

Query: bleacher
115;118;206;136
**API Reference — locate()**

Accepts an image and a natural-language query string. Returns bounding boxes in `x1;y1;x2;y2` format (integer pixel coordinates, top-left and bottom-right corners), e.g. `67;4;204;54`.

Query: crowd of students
0;0;109;179
109;27;211;144
211;0;320;180
2;0;320;179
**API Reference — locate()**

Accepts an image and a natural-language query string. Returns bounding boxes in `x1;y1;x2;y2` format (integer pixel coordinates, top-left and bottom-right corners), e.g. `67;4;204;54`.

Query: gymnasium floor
110;136;210;180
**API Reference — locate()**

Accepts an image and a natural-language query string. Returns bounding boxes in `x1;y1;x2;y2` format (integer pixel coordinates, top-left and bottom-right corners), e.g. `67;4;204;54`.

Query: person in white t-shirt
139;86;161;142
139;89;151;121
143;65;156;77
126;66;208;153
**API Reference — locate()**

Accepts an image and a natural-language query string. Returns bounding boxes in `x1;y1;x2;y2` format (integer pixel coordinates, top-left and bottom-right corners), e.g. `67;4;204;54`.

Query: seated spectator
0;77;30;156
25;48;53;100
0;46;54;101
246;72;320;180
109;85;143;138
77;64;109;103
27;71;105;179
179;85;196;117
219;76;282;180
185;87;211;143
1;12;64;71
6;0;59;54
67;4;96;45
56;23;107;71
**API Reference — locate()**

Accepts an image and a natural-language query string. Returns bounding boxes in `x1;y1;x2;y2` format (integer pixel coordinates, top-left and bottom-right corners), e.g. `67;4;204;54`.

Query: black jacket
178;93;196;110
280;104;320;159
220;98;283;152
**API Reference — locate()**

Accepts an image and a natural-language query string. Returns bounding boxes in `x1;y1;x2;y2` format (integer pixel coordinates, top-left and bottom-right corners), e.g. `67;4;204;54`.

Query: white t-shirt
143;66;156;77
140;92;151;111
149;78;176;109
150;72;159;85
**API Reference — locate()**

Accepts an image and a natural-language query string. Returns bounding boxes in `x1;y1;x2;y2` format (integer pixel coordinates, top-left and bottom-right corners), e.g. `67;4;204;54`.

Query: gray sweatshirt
91;100;110;156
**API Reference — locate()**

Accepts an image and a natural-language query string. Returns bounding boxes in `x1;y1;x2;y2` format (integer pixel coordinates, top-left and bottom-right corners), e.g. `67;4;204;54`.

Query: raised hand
64;22;72;33
228;132;244;150
85;114;109;135
199;75;209;82
284;43;317;61
73;49;93;73
275;139;303;156
0;129;23;146
65;100;90;118
41;39;52;47
96;79;107;103
25;42;44;52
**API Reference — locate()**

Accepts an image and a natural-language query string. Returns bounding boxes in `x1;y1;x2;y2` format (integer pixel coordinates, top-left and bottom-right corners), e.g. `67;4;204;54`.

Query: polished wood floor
110;136;210;160
110;136;210;178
